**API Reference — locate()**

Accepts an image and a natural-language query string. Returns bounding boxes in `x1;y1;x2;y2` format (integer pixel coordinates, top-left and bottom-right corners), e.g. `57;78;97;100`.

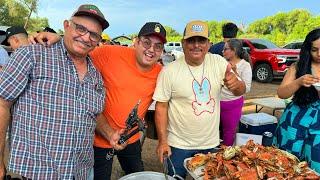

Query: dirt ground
112;79;283;179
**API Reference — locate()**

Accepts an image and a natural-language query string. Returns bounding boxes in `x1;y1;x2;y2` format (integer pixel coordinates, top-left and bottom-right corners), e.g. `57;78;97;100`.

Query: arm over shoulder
0;47;33;101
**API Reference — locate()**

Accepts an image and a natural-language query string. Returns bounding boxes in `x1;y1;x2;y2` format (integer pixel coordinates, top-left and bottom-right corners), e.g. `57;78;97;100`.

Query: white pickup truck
164;41;181;53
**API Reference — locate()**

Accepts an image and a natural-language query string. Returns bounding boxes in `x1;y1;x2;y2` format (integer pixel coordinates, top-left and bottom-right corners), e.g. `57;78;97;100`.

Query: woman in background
220;39;252;146
274;28;320;173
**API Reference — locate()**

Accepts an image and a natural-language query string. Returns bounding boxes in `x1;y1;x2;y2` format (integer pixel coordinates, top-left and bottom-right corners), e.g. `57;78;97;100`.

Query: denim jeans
167;146;218;179
93;140;144;180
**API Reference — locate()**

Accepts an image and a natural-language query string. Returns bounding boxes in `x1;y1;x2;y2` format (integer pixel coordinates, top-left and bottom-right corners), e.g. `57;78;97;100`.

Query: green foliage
127;33;138;39
164;26;180;37
164;26;182;42
27;16;49;32
0;0;47;33
0;0;29;26
167;36;182;42
0;0;9;24
57;29;64;35
207;20;223;43
245;9;319;46
1;3;319;47
161;9;320;47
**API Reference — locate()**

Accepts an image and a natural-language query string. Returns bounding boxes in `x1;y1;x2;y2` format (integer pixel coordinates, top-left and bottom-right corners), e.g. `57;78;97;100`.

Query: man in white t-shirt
152;20;245;178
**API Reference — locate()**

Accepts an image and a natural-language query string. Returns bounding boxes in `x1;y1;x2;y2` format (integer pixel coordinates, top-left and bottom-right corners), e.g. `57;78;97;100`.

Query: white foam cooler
239;112;278;135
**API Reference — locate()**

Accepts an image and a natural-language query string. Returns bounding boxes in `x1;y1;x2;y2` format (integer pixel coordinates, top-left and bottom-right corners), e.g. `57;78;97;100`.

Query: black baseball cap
72;4;109;30
138;22;167;43
43;27;56;33
2;26;28;46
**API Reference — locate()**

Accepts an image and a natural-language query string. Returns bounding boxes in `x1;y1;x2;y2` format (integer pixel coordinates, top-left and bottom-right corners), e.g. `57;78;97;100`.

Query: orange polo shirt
90;45;162;148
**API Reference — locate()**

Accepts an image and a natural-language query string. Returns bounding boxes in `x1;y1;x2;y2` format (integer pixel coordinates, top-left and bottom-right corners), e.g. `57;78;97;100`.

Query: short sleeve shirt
90;45;162;148
153;54;228;149
0;40;105;179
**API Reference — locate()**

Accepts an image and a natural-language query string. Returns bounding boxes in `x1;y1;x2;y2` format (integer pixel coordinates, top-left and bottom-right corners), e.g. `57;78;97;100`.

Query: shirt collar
58;39;99;82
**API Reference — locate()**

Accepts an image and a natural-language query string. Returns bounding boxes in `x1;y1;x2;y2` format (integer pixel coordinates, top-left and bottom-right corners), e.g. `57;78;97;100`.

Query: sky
36;0;320;38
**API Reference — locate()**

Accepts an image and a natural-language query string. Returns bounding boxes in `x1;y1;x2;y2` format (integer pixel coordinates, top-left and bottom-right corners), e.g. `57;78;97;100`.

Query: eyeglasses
139;37;164;52
69;20;102;42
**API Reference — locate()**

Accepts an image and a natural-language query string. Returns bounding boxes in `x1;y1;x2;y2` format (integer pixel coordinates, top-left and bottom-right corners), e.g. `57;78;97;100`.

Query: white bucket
118;171;176;180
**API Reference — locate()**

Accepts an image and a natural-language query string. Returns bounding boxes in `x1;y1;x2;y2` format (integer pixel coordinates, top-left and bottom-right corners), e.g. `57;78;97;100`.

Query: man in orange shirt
91;22;166;179
29;22;167;180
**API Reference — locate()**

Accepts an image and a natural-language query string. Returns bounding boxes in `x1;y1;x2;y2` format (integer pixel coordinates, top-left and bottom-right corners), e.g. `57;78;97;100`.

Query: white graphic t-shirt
153;53;228;149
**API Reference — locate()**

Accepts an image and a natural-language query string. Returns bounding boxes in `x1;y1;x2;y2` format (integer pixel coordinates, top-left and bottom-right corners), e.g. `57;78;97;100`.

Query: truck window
242;42;251;54
250;39;279;49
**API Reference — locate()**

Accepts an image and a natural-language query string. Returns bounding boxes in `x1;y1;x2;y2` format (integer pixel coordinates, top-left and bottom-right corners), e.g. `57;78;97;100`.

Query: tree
164;26;180;37
245;9;319;46
21;0;39;29
207;20;222;43
1;0;29;26
0;0;48;33
0;0;9;24
247;18;272;35
57;29;64;35
287;16;320;43
27;16;49;32
164;26;181;42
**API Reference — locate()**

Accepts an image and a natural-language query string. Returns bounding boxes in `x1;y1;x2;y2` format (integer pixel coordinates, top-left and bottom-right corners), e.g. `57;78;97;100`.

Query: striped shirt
0;40;105;179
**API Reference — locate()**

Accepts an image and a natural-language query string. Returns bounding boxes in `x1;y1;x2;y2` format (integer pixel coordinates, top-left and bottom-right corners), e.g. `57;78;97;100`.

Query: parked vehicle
282;41;303;49
164;41;181;53
160;53;175;66
170;47;184;60
241;38;300;83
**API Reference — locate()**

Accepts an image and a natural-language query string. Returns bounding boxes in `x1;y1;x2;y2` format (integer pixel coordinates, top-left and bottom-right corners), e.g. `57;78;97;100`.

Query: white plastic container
239;112;278;135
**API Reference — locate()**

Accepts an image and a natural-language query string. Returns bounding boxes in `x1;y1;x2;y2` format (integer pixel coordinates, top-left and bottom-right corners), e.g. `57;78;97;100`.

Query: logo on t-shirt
191;78;215;115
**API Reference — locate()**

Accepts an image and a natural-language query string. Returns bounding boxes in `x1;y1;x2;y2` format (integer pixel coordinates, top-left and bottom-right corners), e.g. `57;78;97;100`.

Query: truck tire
254;63;273;83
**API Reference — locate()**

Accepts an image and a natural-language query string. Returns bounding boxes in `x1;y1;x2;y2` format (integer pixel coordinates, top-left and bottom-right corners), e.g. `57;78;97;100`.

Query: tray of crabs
184;140;320;180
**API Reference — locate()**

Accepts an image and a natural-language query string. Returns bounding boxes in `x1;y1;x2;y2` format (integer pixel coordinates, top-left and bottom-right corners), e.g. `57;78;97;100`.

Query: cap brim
74;11;109;30
183;34;209;40
140;32;167;43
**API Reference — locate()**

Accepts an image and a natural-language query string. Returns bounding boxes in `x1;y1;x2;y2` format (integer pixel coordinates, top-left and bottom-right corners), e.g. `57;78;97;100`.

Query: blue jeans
167;146;218;179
